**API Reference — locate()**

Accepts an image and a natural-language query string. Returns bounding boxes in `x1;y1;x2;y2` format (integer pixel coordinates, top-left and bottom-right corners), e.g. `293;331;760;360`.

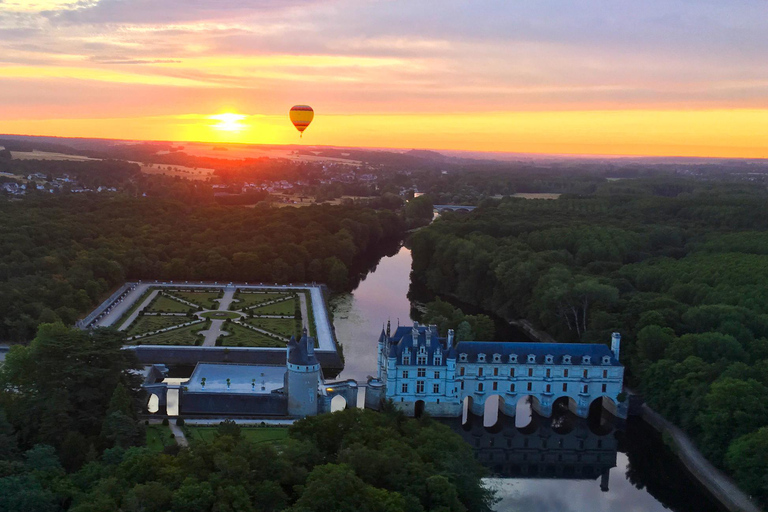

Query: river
330;244;724;512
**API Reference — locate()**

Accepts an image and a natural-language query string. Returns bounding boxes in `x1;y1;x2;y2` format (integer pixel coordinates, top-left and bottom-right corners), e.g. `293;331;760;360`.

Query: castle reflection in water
440;406;620;491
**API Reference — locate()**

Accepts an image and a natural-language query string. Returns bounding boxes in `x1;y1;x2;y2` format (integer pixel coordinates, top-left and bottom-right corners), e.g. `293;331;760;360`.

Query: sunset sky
1;0;767;158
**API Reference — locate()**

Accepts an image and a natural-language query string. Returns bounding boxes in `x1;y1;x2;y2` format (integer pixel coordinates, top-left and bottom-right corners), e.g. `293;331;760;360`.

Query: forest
0;325;493;512
0;195;404;342
410;177;768;505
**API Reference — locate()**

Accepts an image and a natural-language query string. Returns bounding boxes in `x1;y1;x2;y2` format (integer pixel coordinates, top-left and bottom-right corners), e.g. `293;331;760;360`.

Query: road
94;283;151;328
117;289;158;331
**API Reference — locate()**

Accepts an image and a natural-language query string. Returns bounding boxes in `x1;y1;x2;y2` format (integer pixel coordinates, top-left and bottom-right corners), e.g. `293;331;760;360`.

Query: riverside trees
409;178;768;506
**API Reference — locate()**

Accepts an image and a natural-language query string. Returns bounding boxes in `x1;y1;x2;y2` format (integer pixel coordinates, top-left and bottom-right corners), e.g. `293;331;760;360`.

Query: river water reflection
331;244;723;512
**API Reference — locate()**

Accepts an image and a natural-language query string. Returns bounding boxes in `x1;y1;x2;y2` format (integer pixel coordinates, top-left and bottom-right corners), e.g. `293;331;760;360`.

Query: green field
126;314;191;336
247;317;300;338
250;297;296;316
168;290;222;309
146;425;175;452
131;322;207;346
184;426;288;445
217;322;285;347
234;291;292;309
146;294;195;313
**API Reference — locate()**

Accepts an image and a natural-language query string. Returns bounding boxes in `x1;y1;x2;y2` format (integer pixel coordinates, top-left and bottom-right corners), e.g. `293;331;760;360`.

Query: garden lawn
146;294;195;313
235;291;292;309
250;296;296;316
126;314;191;336
146;425;175;452
130;322;206;346
184;426;288;445
247;317;300;338
168;290;223;309
113;287;155;327
217;322;285;347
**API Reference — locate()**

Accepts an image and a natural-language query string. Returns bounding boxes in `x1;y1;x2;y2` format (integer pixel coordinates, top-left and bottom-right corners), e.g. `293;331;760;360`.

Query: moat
331;244;723;512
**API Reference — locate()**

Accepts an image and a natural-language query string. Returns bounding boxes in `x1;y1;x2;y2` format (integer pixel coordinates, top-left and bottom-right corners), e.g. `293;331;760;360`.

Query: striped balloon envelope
289;105;314;137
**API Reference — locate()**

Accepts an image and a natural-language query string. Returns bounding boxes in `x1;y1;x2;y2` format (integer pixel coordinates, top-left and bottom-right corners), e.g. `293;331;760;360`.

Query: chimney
447;329;455;347
611;332;621;362
425;326;432;347
386;319;391;338
412;322;419;347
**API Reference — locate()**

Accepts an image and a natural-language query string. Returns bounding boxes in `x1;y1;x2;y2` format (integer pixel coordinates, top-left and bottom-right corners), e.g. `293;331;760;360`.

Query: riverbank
641;404;762;512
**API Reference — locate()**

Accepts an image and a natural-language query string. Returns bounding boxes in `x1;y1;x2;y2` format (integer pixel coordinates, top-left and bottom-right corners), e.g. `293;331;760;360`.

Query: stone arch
515;395;541;431
331;395;347;412
462;395;474;426
588;396;618;434
414;400;426;419
483;394;506;428
551;396;578;434
147;393;159;414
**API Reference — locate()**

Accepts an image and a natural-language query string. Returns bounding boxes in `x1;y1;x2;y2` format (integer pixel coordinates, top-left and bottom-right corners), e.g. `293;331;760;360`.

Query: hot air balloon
289;105;314;137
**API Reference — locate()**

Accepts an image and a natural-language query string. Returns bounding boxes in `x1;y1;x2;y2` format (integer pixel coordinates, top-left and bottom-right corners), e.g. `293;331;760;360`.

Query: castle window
582;355;591;365
403;353;410;365
546;368;551;378
402;371;409;379
478;353;486;362
461;382;464;390
563;355;572;364
509;354;518;363
528;368;533;377
493;367;499;376
434;371;440;379
477;382;484;392
402;383;408;393
603;370;608;378
602;356;611;365
583;369;588;378
527;354;536;363
493;381;498;391
434;355;442;366
602;384;607;393
493;353;501;363
527;382;532;392
459;367;465;376
564;369;569;378
416;381;425;394
582;384;588;394
545;355;554;364
563;383;568;392
433;383;440;393
417;354;427;365
459;353;468;362
510;383;516;392
478;367;484;376
546;384;551;393
417;368;426;378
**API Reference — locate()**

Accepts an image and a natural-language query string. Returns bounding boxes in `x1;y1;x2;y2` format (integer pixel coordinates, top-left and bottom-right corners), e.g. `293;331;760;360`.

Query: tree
726;427;768;505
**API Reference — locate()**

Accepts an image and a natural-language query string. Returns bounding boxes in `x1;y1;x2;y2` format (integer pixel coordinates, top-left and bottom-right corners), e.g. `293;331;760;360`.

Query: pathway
169;422;188;447
297;293;309;332
118;289;159;331
94;283;150;328
199;288;237;347
641;405;762;512
217;287;236;311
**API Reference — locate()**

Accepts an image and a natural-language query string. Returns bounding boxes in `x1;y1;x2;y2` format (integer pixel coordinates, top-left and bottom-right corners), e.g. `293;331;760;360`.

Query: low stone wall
641;404;762;512
180;391;288;416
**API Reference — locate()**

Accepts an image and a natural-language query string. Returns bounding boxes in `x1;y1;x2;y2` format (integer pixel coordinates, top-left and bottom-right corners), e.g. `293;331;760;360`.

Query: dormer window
545;355;554;364
563;355;572;364
527;354;536;364
434;354;443;366
602;356;611;365
492;353;501;363
459;353;468;362
402;350;411;365
582;355;591;365
478;353;486;362
509;354;518;363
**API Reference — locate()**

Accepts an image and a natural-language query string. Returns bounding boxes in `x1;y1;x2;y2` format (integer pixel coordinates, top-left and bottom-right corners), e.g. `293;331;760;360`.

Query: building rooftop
455;341;620;366
185;363;286;394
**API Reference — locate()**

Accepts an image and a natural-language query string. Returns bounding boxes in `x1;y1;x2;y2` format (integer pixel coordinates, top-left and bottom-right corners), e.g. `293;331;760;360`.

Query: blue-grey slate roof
455;341;619;366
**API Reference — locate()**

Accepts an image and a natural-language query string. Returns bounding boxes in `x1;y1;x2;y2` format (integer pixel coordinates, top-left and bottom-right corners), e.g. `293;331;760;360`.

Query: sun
210;113;247;132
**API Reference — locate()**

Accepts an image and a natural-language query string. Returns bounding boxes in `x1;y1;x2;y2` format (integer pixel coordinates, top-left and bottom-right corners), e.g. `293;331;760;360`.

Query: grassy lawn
168;290;223;309
146;424;176;452
146;294;195;313
184;426;288;445
126;314;191;336
201;311;241;320
234;292;291;309
250;296;296;316
130;322;207;346
299;290;317;338
217;322;285;347
247;317;299;338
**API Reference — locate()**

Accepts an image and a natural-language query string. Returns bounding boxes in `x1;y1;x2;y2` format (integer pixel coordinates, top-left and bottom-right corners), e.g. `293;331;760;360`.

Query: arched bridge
433;205;477;213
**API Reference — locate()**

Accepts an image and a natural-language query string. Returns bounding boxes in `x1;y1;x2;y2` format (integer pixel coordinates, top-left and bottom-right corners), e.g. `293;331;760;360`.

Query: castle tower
286;329;321;417
611;332;621;362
